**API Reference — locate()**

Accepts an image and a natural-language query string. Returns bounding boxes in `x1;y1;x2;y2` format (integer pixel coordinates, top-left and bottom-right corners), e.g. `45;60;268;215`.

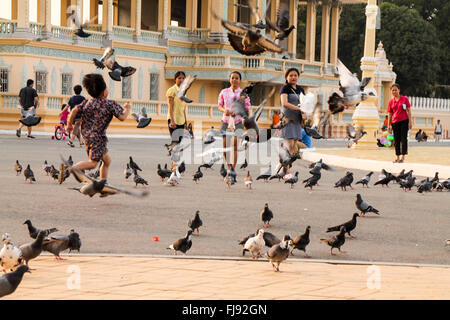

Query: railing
79;30;105;46
194;28;210;42
408;96;450;111
141;30;163;45
51;25;74;41
29;22;43;36
84;24;102;32
0;20;17;34
166;26;190;41
113;25;134;41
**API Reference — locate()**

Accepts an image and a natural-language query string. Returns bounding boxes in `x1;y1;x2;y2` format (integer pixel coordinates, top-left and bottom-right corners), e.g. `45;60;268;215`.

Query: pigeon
320;226;347;255
177;75;197;103
203;127;222;144
244;0;271;29
308;159;332;172
399;176;416;192
346;124;367;148
417;178;432;194
200;161;215;170
193;166;203;183
95;49;136;81
157;164;172;181
42;229;81;261
124;163;132;179
256;165;272;182
397;169;413;181
291;226;311;257
224;166;237;189
334;171;354;191
303;172;321;190
212;10;288;56
167;230;193;255
374;175;394;187
441;178;450;191
43;160;52;176
67;155;74;166
165;132;191;157
239;230;280;250
277;144;300;173
50;165;59;181
265;1;295;41
269;166;287;182
19;231;46;266
304;126;324;139
355;194;379;217
23;164;36;183
14;160;22;176
62;157;148;198
68;8;97;38
284;171;299;189
188;211;203;236
0;234;23;272
355;172;373;188
243;229;265;259
23;220;58;240
261;203;273;228
266;235;292;272
431;172;440;189
132;107;152;128
0;265;30;298
88;161;102;179
19;111;41;127
166;166;181;186
220;164;227;179
129;156;142;172
133;169;148;188
327;213;359;238
178;161;186;175
240;158;248;170
244;170;253;189
93;46;115;69
57;162;71;184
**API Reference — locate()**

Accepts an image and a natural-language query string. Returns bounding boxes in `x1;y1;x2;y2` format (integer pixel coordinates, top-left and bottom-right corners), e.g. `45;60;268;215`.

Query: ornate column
329;0;340;66
16;0;31;36
305;0;316;62
209;0;227;42
320;2;331;66
131;0;142;41
102;0;113;41
352;0;379;149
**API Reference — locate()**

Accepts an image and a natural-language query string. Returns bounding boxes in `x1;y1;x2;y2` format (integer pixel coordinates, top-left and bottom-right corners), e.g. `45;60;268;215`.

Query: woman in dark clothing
388;84;412;163
280;68;305;155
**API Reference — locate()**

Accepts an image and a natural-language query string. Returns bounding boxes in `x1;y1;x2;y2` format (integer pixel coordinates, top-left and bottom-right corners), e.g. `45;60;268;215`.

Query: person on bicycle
59;104;70;127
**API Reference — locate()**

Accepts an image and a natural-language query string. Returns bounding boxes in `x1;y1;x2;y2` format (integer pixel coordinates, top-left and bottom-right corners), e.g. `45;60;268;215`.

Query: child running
66;73;130;181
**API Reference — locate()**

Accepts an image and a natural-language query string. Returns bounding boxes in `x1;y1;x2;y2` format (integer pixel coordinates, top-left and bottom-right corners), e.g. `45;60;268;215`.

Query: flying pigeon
266;235;292;272
14;160;22;176
291;226;311;257
133;169;148;188
200;161;215;170
19;231;46;266
244;0;272;29
334;171;354;191
284;171;299;189
132;107;152;128
68;8;97;38
244;170;253;189
188;211;203;236
327;213;359;238
167;230;193;255
265;1;295;41
93;46;114;69
308;159;332;172
355;171;373;188
346;124;367;148
355;194;379;217
177;75;197;103
0;234;23;272
261;203;273;228
19;110;41;127
23;220;58;239
304;126;324;140
0;265;30;298
320;226;347;255
93;47;135;81
42;229;81;261
23;164;36;183
243;229;265;259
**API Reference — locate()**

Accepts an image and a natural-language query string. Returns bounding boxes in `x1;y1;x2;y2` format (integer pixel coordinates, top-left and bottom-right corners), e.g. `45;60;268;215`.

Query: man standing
17;79;39;139
434;119;442;143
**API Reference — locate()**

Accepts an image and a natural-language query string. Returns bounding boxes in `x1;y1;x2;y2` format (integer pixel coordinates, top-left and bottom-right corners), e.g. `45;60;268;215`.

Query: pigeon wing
336;59;360;89
276;2;290;30
256;35;284;53
102;183;149;198
227;33;265;56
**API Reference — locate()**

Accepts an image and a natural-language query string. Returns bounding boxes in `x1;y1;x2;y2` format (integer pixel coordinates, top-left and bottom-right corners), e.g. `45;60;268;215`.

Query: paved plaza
1;133;449;299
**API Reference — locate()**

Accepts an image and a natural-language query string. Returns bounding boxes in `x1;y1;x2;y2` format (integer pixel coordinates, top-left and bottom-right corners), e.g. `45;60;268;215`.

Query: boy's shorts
85;139;107;162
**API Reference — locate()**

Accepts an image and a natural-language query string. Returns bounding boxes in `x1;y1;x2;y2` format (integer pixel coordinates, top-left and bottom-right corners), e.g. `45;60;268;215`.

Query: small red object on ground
153;236;159;241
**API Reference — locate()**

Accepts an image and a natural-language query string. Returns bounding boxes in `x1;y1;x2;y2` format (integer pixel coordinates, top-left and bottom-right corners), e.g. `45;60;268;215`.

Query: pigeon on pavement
188;211;203;236
244;170;253;189
0;265;30;298
334;172;354;191
14;160;22;176
321;226;347;255
417;178;432;194
291;226;311;257
355;194;379;217
133;169;149;188
19;231;46;266
42;229;81;260
243;229;265;259
24;164;36;183
284;171;299;189
261;203;274;228
266;235;292;272
23;220;58;239
303;172;321;190
399;176;416;192
0;234;23;272
355;172;373;188
327;213;359;238
43;160;52;176
167;230;193;255
124;163;132;179
129;156;142;172
193;166;203;183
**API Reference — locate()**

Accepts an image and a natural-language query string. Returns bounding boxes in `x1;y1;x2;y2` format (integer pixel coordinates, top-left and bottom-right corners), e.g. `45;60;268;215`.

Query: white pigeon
166;167;181;186
243;229;265;259
0;234;23;273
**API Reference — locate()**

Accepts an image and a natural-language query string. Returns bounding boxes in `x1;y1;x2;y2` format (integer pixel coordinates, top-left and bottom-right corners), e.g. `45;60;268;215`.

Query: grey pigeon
320;226;347;255
124;163;132;179
93;46;114;69
308;159;332;172
177;75;197;103
132;107;152;128
167;230;193;255
284;171;299;189
240;158;248;170
19;231;46;266
23;220;58;239
220;164;227;179
334;171;354;191
355;171;373;188
0;265;30;298
68;9;97;38
355;194;379;217
24;164;36;183
346;124;367;148
327;213;359;238
269;166;287;182
42;229;81;260
50;165;59;181
256;164;272;182
397;170;413;181
261;203;273;228
399;176;416;192
291;226;311;257
188;211;203;236
266;235;292;272
265;1;295;41
43;160;52;176
14;160;22;175
67;155;74;166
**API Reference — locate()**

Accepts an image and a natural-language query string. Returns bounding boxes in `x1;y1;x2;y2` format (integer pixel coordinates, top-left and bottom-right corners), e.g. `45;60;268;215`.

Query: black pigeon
355;194;379;217
129;156;142;172
167;230;193;255
265;1;295;41
124;163;132;179
303;172;321;190
266;235;292;272
397;169;413;181
334;171;354;191
220;164;227;179
42;229;81;260
188;211;203;236
240;158;248;170
178;161;186;175
256;173;271;182
291;226;311;257
269;166;287;182
193;166;203;183
93;46;114;69
431;172;440;189
200;161;215;170
0;265;30;298
43;160;52;176
104;58;136;82
355;171;373;188
19;231;46;266
261;203;273;228
417;178;432;194
284;171;299;189
23;220;58;239
374;176;393;187
320;226;347;255
157;164;172;181
23;164;36;183
67;155;74;166
132;107;152;128
69;9;96;38
304;126;324;140
14;160;22;175
399;176;416;192
177;75;197;103
133;169;148;188
327;213;359;238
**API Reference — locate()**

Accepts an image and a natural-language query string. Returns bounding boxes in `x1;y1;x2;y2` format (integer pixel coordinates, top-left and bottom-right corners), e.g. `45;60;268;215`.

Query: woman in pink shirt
387;84;412;163
217;71;251;170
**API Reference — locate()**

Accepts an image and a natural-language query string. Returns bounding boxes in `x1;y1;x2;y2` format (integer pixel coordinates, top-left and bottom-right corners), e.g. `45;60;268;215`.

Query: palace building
0;0;448;138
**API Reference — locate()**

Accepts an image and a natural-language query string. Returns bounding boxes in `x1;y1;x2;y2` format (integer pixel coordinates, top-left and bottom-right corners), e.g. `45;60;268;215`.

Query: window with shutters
149;73;159;100
0;69;8;92
61;73;73;95
122;75;132;99
35;71;47;93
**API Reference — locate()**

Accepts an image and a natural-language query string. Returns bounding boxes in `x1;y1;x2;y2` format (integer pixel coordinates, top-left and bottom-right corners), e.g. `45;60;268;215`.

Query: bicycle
53;122;71;141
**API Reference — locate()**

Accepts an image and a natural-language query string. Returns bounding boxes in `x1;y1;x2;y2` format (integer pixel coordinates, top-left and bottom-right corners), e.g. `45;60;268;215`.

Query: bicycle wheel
55;127;63;140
